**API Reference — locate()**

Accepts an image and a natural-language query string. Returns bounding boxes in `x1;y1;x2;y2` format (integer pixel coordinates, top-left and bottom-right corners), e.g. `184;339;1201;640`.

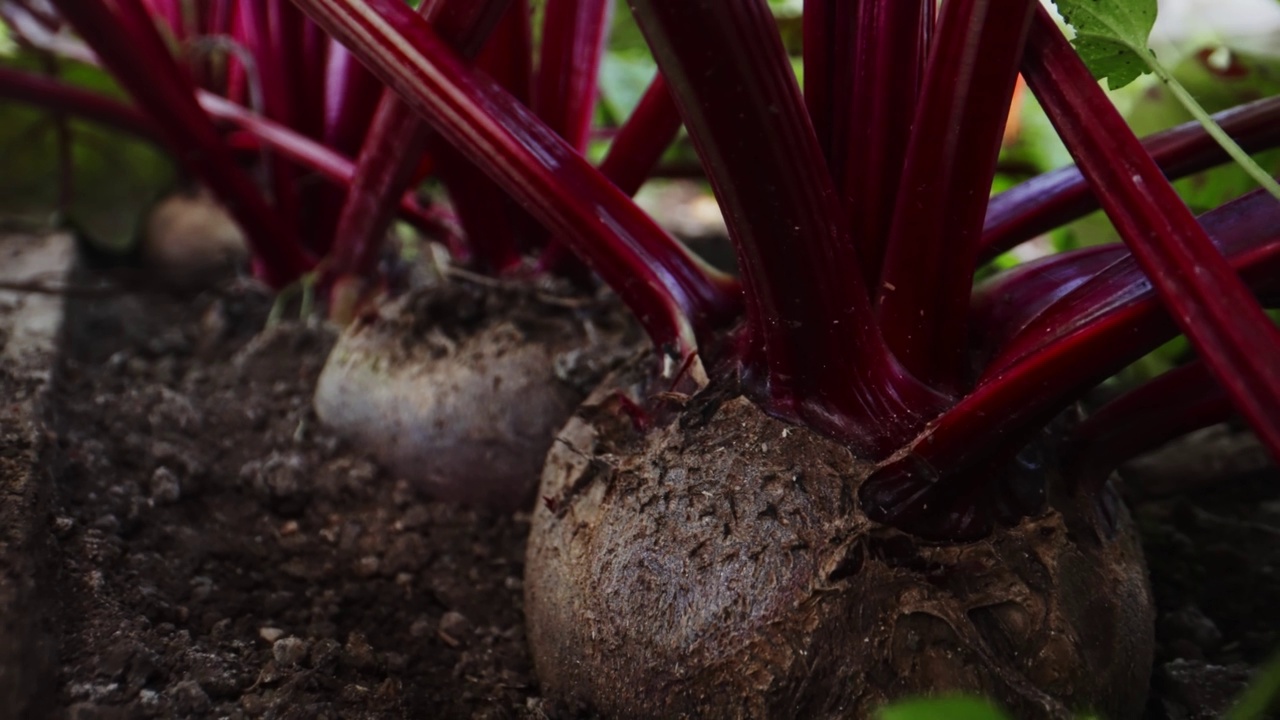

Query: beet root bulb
525;375;1155;718
314;281;633;511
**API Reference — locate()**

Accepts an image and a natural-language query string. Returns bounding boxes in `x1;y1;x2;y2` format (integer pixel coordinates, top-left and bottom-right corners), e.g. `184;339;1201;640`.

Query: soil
0;260;1276;719
41;273;543;719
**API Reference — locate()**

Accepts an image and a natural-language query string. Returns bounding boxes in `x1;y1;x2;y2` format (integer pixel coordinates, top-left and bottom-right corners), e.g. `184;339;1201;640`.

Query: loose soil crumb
45;277;541;719
17;269;1280;719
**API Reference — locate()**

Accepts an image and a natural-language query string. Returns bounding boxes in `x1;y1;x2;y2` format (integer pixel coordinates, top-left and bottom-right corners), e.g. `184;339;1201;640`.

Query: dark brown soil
3;267;1277;719
1125;430;1280;720
42;278;542;719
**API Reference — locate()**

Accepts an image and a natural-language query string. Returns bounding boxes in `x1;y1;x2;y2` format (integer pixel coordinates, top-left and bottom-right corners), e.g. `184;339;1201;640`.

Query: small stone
438;611;471;648
92;514;120;534
272;637;309;666
353;555;381;578
258;627;284;643
189;653;241;698
397;505;432;531
257;660;288;685
1159;659;1250;720
384;534;427;574
52;516;75;537
263;590;296;615
409;618;433;639
239;451;310;515
308;638;341;670
384;652;408;673
1160;605;1222;654
188;576;214;603
165;679;210;715
240;692;268;714
342;632;377;671
149;467;182;504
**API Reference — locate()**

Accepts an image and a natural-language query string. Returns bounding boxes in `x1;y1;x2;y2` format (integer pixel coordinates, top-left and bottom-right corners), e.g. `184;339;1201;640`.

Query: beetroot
19;0;1280;714
141;190;248;290
314;280;635;509
526;370;1155;718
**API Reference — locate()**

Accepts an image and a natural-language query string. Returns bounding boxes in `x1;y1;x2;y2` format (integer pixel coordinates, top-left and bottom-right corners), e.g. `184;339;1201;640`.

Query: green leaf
597;52;657;123
1052;0;1280;202
1052;0;1157;89
1229;651;1280;720
876;696;1013;720
0;53;175;250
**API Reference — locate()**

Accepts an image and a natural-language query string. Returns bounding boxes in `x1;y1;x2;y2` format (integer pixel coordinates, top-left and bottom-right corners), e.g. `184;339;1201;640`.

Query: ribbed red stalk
321;41;382;156
289;0;737;362
534;0;612;152
982;95;1280;262
0;66;158;138
325;0;515;281
628;0;946;453
1020;8;1280;461
876;0;1035;392
860;140;1280;536
840;0;933;287
596;74;680;197
1067;362;1232;495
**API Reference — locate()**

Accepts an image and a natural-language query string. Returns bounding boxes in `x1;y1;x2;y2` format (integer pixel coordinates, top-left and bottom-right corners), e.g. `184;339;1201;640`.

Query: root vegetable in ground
12;0;1280;715
314;279;635;509
528;373;1154;718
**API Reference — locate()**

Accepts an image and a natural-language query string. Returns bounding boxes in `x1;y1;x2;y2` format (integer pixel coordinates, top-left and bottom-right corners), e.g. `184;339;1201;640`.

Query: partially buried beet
314;277;636;510
526;365;1153;718
28;0;1280;715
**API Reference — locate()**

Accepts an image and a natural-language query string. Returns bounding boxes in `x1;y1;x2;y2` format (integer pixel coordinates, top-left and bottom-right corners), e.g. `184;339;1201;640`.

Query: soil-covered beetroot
141;190;249;291
526;366;1155;719
314;277;637;510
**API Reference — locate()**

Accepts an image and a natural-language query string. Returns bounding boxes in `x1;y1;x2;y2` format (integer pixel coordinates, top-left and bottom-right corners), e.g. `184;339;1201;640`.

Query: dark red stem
982;95;1280;262
325;0;515;282
289;0;737;362
534;0;612;152
863;191;1280;536
1019;7;1280;462
628;0;946;454
876;0;1034;392
0;66;159;138
196;93;462;253
321;40;382;156
840;0;933;287
596;73;681;197
1067;362;1232;495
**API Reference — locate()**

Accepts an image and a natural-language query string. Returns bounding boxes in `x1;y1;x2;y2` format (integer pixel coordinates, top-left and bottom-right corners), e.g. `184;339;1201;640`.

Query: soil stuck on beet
525;366;1156;719
314;276;636;511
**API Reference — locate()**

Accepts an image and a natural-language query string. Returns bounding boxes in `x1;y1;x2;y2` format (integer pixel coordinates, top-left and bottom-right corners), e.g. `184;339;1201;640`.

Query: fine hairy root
525;369;1155;718
314;279;635;510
